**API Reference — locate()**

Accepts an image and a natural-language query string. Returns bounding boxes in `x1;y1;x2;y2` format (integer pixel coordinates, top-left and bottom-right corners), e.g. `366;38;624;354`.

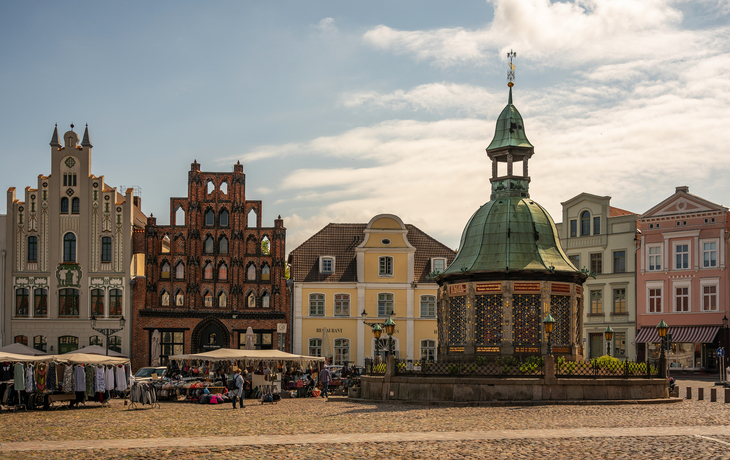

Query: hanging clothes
47;363;57;391
85;365;95;397
1;362;12;381
25;364;35;391
95;365;105;392
115;365;128;391
35;364;47;392
14;363;25;391
62;365;73;393
74;365;86;392
105;366;115;391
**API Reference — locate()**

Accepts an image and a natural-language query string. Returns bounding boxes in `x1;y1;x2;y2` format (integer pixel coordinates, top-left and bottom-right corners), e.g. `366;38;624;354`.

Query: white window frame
672;281;691;313
420;295;436;318
420;339;437;362
701;238;719;269
431;258;447;273
379;256;393;277
377;292;394;317
647;244;662;271
333;338;350;365
308;338;322;357
701;278;720;312
647;282;664;314
674;241;691;270
309;293;325;316
334;293;350;316
320;256;335;274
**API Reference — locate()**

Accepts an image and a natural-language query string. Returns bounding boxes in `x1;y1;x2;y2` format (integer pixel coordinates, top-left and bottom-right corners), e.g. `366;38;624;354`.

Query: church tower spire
50;124;60;147
81;124;92;148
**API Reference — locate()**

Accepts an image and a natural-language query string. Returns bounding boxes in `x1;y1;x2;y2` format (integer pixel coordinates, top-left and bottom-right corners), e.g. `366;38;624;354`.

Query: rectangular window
703;242;717;268
33;335;47;353
334;294;350;316
613;288;626;314
648;246;662;271
378;293;394;317
101;237;112;263
91;289;105;316
379;256;393;276
649;288;662;313
675;286;689;312
90;335;103;346
59;288;80;316
34;288;47;316
420;295;436;318
569;220;577;238
593;217;601;235
309;294;325;316
159;331;184;366
28;236;38;262
703;285;718;311
613;332;626;357
421;339;436;362
568;254;580;269
109;289;123;316
63;173;68;186
108;336;122;353
432;258;446;273
613;251;626;273
321;257;334;274
675;244;689;269
590;291;602;314
15;288;29;317
590;253;602;274
15;335;28;346
308;338;322;357
334;338;350;365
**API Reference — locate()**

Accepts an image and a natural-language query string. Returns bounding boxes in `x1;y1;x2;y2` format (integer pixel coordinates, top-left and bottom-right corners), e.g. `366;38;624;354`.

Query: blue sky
2;0;730;252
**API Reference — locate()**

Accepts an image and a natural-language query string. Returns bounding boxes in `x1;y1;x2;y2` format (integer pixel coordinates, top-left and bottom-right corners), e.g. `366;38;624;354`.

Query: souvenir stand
166;349;324;404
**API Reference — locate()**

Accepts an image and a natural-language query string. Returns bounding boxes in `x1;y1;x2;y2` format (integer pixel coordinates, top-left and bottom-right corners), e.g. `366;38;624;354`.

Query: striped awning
634;326;719;344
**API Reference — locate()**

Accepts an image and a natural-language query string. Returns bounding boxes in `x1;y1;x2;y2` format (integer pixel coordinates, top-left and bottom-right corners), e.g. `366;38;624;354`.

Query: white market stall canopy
0;342;48;356
71;345;128;358
0;351;54;363
170;348;324;363
53;352;130;366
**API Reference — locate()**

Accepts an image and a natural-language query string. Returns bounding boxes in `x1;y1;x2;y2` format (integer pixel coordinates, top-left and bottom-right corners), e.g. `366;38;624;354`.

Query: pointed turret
81;124;92;148
50;124;60;147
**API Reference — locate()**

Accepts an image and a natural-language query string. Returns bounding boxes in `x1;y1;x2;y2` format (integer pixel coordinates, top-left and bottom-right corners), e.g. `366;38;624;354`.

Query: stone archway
191;317;230;353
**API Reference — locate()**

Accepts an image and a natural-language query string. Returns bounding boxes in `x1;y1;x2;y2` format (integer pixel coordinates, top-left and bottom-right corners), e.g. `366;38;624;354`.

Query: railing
555;357;660;379
394;357;544;378
364;358;386;376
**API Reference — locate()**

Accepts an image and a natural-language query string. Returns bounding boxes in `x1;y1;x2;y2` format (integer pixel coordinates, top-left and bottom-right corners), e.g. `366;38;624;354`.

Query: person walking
319;364;332;399
231;369;245;409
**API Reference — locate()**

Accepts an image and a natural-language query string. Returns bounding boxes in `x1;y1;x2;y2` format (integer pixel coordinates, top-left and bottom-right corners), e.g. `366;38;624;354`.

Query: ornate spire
81;124;92;148
49;124;60;147
507;49;516;87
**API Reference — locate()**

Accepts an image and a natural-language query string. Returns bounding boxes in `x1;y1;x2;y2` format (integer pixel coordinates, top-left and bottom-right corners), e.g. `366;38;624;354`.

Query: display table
48;393;76;409
252;374;280;392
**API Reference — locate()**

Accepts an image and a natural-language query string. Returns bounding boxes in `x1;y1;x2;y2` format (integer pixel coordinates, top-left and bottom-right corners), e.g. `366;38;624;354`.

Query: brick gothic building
131;160;288;370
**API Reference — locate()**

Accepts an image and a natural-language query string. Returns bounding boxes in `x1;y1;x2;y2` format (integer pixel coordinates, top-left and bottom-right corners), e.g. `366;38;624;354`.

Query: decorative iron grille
555;358;660;379
364;357;386;376
550;295;570;346
513;294;540;346
394;357;544;377
475;294;502;345
447;296;467;345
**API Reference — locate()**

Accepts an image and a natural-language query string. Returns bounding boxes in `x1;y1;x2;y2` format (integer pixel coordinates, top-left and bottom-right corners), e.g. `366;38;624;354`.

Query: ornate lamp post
542;314;555;356
604;326;614;357
361;310;397;358
90;315;126;356
656;319;668;360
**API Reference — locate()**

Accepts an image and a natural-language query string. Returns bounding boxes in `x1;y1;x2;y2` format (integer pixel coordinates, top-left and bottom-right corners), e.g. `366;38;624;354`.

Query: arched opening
205;209;215;226
261;236;271;255
218;262;228;280
247;264;256;281
204;290;213;307
161;235;171;254
161;261;171;279
61;197;69;213
175;289;185;306
219;236;229;254
203;262;213;280
220;209;229;227
581;211;591;236
247;292;256;308
175;261;185;279
161;290;170;307
71;197;80;214
261;264;270;281
204;236;214;254
218;291;227;308
261;291;270;309
175;206;186;226
63;233;76;262
207;180;215;195
220;182;228;194
247;208;257;227
192;317;229;352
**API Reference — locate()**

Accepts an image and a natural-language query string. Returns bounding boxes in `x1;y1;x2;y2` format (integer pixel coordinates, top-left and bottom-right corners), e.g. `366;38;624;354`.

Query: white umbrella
245;327;255;350
0;342;47;356
151;329;161;366
73;345;127;358
321;326;332;362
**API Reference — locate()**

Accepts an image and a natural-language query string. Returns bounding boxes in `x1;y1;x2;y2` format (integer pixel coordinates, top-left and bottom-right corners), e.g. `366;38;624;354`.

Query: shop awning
635;326;719;344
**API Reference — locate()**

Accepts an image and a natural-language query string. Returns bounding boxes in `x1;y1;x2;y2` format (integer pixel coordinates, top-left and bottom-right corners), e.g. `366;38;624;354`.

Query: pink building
635;186;729;372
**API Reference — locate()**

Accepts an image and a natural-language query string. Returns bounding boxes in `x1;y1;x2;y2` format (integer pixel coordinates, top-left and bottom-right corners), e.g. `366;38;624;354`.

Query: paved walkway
3;425;730;452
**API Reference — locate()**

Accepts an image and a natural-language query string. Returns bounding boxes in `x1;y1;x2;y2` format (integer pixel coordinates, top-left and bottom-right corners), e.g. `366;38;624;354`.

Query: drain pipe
129;278;136;366
1;249;5;345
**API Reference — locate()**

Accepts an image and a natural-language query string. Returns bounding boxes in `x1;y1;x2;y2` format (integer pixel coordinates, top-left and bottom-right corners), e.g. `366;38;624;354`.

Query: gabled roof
609;206;635;217
289;223;456;283
641;187;727;219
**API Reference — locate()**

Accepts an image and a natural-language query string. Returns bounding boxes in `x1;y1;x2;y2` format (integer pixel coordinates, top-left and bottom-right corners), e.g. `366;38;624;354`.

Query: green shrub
448;364;460;374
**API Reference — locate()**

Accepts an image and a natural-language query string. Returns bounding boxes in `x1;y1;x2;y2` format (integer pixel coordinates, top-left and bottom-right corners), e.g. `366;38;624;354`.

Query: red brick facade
131;161;289;370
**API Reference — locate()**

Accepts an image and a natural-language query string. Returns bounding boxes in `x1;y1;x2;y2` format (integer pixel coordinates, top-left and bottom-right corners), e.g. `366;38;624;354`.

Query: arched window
161;261;171;279
247;264;256;281
101;236;112;263
161;290;170;307
59;288;80;316
334;338;350;365
203;262;213;279
219;236;229;254
175;262;185;279
207;181;215;195
204;291;213;307
61;197;69;213
27;236;38;262
175;290;184;306
218;291;227;308
91;289;105;316
63;233;76;262
247;292;256;308
220;209;229;227
205;209;215;226
161;235;171;254
109;289;122;316
581;211;591;236
15;288;29;316
261;265;270;281
220;182;228;194
421;339;436;362
109;336;121;353
247;209;257;227
261;236;271;255
204;236;214;254
218;263;228;280
15;335;28;346
309;338;322;357
33;288;47;316
261;291;270;309
33;335;47;352
71;197;80;214
175;206;185;226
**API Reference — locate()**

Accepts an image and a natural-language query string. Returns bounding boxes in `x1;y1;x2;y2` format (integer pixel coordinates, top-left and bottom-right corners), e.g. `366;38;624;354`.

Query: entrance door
590;333;603;359
198;322;228;352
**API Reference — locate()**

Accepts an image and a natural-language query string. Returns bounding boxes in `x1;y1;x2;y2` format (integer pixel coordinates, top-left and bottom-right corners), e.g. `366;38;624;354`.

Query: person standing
231;369;245;409
319;365;332;399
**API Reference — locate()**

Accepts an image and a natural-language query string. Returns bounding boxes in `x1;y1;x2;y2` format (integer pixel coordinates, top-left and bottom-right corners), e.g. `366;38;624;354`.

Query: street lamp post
656;319;668;360
542;314;555;356
361;311;397;358
604;326;614;357
90;315;126;356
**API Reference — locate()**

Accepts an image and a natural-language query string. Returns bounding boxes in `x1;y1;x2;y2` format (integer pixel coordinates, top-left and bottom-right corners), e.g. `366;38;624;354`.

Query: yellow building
288;214;455;365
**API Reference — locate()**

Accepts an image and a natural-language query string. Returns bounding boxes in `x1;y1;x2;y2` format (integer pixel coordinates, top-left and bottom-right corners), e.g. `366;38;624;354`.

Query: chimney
191;160;200;172
676;186;689;194
133;196;141;209
234;161;243;174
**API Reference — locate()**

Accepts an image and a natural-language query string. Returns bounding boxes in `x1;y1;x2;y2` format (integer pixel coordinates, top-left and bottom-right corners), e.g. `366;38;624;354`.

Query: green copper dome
442;196;578;275
486;88;533;151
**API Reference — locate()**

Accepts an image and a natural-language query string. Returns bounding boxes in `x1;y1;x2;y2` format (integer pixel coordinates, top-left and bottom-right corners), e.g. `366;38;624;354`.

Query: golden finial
507;49;516;87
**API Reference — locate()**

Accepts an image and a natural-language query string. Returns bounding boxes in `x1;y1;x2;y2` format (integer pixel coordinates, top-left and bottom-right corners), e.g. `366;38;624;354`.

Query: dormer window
320;256;335;274
431;258;447;273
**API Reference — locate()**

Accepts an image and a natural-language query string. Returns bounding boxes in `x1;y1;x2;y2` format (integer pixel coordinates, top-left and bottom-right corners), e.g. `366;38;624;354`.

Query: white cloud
315;17;338;34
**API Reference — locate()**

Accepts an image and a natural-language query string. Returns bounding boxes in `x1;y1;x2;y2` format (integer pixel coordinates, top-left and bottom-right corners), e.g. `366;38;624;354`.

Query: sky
2;0;730;253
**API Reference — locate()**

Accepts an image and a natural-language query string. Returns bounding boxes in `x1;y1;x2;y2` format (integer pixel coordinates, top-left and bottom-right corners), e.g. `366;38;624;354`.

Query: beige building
3;125;145;354
556;193;638;360
288;214;455;365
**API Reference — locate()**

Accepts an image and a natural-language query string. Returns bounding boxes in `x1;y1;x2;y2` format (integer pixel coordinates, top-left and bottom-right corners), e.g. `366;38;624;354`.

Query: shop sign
515;346;539;353
449;284;467;296
449;346;465;352
277;323;287;333
513;282;540;292
552;346;570;354
477;346;500;353
551;283;570;293
476;283;501;293
316;328;343;333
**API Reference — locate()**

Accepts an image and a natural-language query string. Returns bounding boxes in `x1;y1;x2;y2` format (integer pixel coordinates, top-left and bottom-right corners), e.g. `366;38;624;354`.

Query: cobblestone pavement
1;378;729;459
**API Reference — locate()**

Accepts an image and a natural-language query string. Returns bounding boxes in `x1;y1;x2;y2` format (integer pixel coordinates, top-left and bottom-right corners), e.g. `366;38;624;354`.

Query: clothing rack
128;382;160;410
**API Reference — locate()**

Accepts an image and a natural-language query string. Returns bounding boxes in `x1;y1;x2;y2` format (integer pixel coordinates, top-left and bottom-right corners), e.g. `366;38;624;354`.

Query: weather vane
507;50;516;87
